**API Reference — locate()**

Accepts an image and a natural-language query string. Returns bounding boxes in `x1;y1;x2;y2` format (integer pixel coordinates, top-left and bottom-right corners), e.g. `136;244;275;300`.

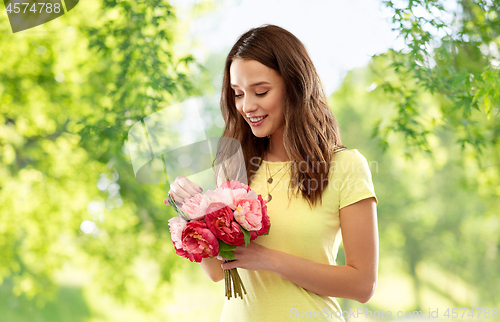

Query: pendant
267;178;273;184
266;194;272;202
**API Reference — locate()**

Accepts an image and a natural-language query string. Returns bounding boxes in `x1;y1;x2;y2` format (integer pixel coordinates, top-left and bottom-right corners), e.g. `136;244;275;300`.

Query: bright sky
174;0;406;95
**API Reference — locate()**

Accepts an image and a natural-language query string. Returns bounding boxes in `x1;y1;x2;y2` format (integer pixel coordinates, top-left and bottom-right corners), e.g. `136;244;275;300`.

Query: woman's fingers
167;189;189;205
176;176;203;197
169;186;191;203
163;197;172;206
167;176;203;205
221;259;238;270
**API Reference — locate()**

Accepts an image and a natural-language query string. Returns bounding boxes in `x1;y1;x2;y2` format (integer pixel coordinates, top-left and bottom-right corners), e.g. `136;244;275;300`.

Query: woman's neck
266;129;289;162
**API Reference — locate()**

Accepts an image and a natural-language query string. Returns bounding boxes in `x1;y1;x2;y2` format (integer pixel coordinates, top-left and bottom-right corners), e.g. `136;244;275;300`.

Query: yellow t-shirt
219;149;378;322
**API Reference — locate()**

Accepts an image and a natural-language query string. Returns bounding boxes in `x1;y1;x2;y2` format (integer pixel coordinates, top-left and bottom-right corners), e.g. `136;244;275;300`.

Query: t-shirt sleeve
336;149;378;209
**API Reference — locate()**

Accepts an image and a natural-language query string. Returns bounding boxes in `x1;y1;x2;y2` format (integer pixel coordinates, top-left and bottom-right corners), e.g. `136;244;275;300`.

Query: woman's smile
248;115;267;126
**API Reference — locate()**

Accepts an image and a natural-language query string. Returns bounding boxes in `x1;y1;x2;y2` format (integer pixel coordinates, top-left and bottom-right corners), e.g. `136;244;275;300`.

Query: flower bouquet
165;180;270;299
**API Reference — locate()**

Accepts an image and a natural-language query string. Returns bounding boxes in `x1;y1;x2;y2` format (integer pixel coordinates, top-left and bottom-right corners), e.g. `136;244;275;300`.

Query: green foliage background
0;0;498;321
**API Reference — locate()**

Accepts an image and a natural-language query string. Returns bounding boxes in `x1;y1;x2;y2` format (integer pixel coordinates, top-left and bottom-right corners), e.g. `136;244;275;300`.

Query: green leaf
218;240;237;252
240;225;251;246
219;251;235;260
218;240;237;260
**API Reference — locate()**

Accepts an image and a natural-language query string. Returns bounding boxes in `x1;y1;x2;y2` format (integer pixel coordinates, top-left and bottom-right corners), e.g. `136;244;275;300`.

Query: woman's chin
249;124;272;138
251;131;269;138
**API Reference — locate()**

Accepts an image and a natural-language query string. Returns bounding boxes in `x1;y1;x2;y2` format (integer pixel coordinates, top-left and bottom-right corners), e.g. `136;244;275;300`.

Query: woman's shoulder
330;148;372;174
331;148;364;161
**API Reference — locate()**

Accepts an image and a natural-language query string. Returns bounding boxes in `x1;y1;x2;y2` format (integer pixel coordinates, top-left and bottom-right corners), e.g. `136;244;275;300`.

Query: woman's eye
234;91;267;98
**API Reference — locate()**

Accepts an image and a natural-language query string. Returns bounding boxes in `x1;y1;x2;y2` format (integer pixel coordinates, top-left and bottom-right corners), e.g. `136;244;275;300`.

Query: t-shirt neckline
261;159;290;164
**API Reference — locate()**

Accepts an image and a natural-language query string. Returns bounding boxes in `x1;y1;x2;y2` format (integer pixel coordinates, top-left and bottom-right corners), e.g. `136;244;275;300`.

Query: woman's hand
219;241;275;272
166;175;203;206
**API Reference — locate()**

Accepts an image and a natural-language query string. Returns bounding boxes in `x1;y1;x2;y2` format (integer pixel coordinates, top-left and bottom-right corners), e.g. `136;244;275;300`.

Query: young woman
168;25;378;321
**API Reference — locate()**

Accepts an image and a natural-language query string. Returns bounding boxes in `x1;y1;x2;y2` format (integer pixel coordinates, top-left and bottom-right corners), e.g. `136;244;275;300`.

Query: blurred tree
0;0;213;317
368;2;500;308
329;47;500;311
374;0;500;160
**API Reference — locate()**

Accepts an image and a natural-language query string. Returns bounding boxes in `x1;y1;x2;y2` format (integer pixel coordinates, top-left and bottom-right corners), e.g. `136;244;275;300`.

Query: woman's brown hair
213;24;346;209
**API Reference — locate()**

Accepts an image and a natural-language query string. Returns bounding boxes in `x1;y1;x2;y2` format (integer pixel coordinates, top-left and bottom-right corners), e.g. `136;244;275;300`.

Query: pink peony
220;180;251;192
204;187;248;210
181;220;219;261
205;202;245;245
180;193;211;220
168;216;188;249
233;190;263;231
174;245;203;263
249;195;270;240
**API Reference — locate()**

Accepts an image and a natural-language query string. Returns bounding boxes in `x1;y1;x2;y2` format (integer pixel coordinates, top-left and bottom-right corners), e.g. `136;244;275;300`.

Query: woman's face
229;58;286;138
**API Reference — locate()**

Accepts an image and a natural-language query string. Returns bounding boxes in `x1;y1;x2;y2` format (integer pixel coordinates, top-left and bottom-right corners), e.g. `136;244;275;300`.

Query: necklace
264;153;289;202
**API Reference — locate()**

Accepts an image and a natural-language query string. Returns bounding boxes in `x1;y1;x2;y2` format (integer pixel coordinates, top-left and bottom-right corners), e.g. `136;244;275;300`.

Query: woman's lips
248;115;267;126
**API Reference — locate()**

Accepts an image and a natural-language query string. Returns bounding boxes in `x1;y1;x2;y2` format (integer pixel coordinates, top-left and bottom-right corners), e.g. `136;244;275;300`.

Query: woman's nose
242;95;256;114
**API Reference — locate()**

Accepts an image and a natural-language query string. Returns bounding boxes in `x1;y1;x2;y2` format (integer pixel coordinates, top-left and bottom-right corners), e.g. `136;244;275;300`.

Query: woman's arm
221;197;378;303
200;257;224;282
